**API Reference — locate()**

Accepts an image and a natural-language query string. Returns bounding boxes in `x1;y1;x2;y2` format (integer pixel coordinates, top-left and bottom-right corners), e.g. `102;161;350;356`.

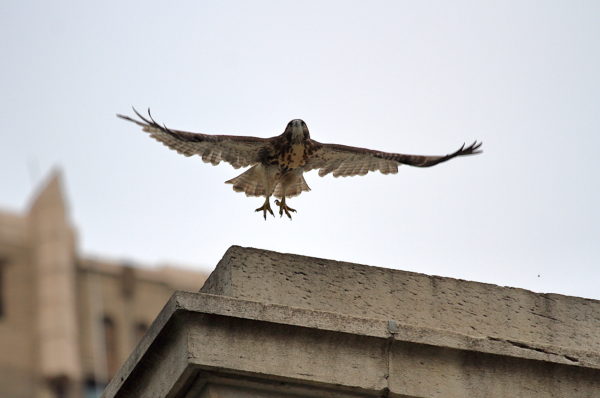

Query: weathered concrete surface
101;292;389;398
389;341;600;398
201;246;600;356
102;292;600;398
102;247;600;398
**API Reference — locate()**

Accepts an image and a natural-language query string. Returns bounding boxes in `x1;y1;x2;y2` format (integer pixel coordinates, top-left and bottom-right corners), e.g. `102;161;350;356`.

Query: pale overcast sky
1;1;599;299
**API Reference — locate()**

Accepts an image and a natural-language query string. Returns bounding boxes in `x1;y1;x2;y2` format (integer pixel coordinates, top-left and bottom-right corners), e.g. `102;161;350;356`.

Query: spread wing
117;108;268;169
304;141;482;177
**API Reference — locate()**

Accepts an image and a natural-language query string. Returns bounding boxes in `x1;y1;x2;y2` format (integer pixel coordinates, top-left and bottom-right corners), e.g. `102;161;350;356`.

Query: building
0;171;207;398
104;246;600;398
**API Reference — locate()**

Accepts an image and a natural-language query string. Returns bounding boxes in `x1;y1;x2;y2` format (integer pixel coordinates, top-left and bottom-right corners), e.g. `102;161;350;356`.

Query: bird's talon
255;198;274;219
275;198;296;220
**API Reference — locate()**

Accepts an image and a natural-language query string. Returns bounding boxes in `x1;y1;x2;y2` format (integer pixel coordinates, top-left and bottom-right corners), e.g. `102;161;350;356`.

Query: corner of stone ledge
170;291;191;312
224;245;250;255
220;245;259;265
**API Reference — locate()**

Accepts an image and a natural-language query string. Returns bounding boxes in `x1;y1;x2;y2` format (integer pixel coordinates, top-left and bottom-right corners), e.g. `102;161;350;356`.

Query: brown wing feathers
118;109;482;178
382;141;482;167
320;141;481;167
117;108;266;169
305;141;482;177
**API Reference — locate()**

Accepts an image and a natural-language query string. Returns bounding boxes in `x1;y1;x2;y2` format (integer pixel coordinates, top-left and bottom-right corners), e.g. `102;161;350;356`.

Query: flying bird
117;109;482;219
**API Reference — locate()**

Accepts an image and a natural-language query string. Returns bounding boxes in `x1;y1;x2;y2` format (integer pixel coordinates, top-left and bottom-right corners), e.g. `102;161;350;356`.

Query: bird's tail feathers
273;175;311;198
225;166;266;197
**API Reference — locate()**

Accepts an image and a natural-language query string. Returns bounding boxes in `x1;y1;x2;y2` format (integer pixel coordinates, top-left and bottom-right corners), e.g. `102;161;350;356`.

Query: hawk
117;109;482;219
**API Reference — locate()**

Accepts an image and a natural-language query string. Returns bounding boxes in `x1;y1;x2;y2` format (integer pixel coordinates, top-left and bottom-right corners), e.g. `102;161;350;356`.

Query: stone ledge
102;291;600;398
177;292;600;369
201;246;600;356
103;246;600;398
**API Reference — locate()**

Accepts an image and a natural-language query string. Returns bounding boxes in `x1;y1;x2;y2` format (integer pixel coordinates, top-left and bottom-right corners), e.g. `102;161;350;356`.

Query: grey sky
2;1;599;299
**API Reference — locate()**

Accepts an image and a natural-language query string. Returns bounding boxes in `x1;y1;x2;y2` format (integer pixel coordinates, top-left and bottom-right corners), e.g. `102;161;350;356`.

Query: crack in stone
487;336;580;363
382;320;398;397
563;355;580;363
529;311;562;323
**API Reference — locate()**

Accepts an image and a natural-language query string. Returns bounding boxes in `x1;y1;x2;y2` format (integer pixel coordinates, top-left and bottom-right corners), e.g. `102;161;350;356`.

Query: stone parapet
201;246;600;355
102;246;600;398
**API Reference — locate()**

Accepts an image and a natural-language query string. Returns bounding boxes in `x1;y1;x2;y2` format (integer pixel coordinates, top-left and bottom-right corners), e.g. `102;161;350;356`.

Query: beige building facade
0;171;206;398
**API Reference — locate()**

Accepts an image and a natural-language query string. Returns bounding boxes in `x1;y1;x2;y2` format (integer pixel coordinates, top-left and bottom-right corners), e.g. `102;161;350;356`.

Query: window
84;378;105;398
0;258;6;319
102;316;119;377
48;375;69;398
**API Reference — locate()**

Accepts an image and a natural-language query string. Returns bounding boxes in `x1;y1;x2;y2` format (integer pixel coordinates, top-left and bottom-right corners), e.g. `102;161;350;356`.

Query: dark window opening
0;257;6;319
102;316;119;377
48;375;70;398
84;377;106;398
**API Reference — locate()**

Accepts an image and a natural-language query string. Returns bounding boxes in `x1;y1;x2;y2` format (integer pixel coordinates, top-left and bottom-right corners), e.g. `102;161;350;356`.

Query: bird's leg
255;196;274;220
274;197;296;219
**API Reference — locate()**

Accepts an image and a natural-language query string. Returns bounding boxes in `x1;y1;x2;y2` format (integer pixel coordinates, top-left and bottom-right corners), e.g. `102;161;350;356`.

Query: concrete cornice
102;291;600;398
102;247;600;398
203;246;600;355
174;292;600;369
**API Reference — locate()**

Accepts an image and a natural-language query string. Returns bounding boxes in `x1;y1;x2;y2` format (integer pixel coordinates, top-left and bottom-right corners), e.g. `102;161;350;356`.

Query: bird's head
284;119;310;143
